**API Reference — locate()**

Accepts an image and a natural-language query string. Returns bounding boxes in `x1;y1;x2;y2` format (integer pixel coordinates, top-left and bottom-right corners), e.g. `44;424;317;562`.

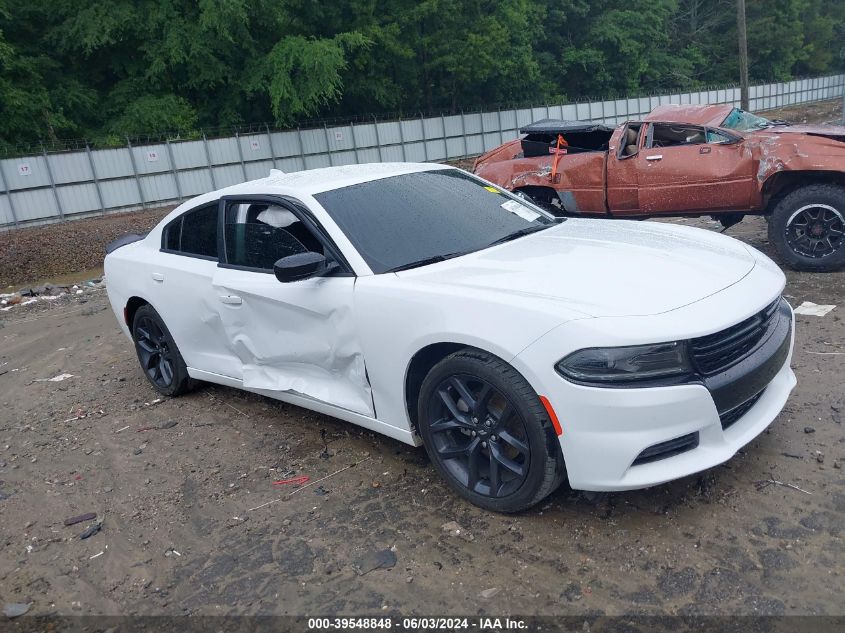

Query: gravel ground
0;207;174;290
0;214;842;619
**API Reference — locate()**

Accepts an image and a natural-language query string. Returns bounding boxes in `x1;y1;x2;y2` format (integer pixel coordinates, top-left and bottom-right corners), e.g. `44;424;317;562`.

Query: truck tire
768;183;845;272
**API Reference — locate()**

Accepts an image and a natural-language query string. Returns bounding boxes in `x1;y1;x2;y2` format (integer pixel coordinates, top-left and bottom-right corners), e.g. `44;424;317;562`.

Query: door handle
645;155;663;161
219;295;242;305
700;146;712;154
151;273;164;282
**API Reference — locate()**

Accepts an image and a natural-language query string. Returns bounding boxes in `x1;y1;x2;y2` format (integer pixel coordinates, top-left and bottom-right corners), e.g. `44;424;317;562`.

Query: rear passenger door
154;202;241;379
211;196;375;417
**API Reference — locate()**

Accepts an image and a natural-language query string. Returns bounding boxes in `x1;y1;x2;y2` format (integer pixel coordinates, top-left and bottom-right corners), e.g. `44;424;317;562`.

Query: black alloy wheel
428;374;530;498
134;315;175;389
418;348;565;513
768;183;845;271
131;304;194;396
784;204;844;259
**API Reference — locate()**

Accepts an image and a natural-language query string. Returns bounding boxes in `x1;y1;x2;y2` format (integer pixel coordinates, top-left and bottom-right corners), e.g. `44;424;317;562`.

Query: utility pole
737;0;750;110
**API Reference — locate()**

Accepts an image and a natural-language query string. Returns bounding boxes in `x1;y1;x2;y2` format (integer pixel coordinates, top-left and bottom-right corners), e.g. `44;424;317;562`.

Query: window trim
217;194;354;277
159;201;220;261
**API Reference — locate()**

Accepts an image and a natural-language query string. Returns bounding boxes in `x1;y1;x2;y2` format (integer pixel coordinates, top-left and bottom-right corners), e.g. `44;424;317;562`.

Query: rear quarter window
161;203;219;259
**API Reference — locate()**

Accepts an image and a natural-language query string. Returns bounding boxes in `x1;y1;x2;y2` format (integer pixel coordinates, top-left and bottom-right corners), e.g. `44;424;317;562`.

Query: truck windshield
314;169;556;273
721;108;773;131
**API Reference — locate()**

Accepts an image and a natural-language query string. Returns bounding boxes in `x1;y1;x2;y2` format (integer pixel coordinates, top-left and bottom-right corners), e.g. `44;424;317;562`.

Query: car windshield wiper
487;224;552;247
386;251;467;273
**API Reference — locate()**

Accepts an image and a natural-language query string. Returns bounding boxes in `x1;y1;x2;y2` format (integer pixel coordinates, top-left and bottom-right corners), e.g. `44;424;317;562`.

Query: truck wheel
768;184;845;271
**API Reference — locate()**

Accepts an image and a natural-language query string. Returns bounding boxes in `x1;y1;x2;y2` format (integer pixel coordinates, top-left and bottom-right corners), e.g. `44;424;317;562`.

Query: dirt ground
0;213;843;619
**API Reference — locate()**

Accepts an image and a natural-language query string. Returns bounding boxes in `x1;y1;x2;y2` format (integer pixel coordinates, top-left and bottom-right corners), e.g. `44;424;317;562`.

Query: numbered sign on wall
18;163;32;176
334;131;344;141
250;139;260;151
146;150;159;162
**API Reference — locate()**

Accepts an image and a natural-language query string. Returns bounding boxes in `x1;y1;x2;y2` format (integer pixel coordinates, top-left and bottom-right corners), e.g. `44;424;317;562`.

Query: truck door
606;123;642;214
636;123;754;213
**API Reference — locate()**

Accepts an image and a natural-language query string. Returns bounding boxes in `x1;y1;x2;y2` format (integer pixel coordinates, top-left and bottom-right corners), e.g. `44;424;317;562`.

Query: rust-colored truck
473;104;845;271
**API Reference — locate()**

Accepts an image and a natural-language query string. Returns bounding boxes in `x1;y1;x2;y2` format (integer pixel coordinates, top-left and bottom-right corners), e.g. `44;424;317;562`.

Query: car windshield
314;169;556;273
720;108;774;131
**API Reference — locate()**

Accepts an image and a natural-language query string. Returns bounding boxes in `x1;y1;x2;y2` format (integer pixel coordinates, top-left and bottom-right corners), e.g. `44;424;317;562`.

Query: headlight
555;341;693;385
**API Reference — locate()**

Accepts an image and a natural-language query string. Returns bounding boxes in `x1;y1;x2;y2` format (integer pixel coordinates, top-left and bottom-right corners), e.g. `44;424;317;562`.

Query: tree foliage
0;0;843;148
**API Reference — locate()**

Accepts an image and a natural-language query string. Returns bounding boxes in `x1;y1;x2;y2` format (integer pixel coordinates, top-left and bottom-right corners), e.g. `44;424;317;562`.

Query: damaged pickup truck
473;105;845;271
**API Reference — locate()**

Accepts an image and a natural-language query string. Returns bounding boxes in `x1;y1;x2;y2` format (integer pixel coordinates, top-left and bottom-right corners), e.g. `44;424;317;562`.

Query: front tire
132;304;194;396
417;348;565;513
768;184;845;271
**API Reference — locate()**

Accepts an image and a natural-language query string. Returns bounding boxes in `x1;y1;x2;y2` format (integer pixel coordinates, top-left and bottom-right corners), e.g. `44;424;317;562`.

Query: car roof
644;104;734;127
225;162;451;198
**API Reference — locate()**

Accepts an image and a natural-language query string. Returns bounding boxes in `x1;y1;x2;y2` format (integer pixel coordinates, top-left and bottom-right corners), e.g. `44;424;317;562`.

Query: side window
706;129;733;144
618;123;642;158
161;203;219;259
649;124;707;148
223;202;325;270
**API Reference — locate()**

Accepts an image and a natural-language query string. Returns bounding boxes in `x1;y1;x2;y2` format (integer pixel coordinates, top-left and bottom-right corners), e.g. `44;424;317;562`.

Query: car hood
753;124;845;141
396;219;756;318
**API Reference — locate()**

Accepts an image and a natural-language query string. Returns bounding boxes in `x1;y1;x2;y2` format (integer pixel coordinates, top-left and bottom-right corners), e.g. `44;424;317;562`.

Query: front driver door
637;123;755;213
211;196;375;417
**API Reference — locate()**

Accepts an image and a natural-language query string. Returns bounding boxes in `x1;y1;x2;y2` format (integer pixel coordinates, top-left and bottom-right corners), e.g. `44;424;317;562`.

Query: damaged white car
105;163;796;512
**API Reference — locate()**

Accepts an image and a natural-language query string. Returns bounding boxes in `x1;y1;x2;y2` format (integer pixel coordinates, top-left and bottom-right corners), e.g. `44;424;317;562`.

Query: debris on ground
480;588;500;599
33;373;74;383
794;302;836;316
353;549;397;575
273;476;310;486
755;477;812;495
63;409;104;423
64;512;97;527
3;603;31;619
79;522;102;540
138;420;178;432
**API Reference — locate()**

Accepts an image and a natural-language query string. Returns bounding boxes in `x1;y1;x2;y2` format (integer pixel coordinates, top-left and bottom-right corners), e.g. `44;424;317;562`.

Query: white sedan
105;163;796;512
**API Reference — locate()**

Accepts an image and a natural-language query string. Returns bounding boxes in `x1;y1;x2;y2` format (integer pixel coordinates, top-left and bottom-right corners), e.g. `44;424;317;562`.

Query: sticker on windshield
501;199;541;222
484;186;500;193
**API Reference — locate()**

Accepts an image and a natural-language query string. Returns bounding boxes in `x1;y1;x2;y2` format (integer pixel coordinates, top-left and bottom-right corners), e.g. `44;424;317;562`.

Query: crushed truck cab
473;105;845;272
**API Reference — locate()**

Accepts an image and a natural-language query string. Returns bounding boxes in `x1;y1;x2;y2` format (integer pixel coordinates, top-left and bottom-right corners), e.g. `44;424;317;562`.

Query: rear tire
132;304;194;397
768;184;845;271
417;348;565;513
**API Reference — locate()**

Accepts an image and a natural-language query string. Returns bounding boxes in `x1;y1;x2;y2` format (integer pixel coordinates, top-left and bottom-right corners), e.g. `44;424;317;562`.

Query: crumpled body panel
212;269;375;417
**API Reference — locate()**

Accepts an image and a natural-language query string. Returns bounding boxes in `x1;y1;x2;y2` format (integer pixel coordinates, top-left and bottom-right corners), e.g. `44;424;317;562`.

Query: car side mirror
273;252;330;282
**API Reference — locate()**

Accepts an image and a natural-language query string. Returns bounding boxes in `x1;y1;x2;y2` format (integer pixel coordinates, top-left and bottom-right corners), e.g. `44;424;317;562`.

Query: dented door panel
211;267;375;417
637;137;755;213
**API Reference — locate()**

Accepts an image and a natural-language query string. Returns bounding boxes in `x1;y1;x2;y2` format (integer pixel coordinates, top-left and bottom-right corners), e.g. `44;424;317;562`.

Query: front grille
632;432;700;466
719;389;765;430
690;298;781;375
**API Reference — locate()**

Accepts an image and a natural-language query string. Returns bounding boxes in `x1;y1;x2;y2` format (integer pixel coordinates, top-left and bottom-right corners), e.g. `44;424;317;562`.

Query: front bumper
513;298;796;492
